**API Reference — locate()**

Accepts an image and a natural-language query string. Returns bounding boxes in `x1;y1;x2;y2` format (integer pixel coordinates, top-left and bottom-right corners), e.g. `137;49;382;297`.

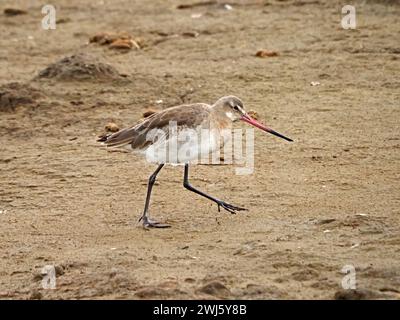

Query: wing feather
101;103;211;150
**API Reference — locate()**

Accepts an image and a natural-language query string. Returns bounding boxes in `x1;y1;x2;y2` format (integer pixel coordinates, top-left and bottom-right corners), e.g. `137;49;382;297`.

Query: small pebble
105;122;119;132
29;289;42;300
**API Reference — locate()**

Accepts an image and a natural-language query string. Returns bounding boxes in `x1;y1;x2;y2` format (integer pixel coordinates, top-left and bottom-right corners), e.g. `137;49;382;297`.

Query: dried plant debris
36;53;123;81
90;32;142;50
109;39;140;50
150;30;203;46
177;1;237;10
181;31;200;38
57;17;71;24
247;110;259;120
255;50;279;58
90;32;129;45
4;8;27;16
0;82;43;112
177;1;217;9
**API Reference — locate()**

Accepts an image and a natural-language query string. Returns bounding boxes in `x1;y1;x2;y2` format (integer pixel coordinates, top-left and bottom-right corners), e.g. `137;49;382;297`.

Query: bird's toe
218;201;247;214
139;216;171;229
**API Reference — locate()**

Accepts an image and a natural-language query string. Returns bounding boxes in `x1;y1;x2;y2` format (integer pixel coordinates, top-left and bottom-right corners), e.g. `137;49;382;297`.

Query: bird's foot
138;215;171;229
216;201;247;214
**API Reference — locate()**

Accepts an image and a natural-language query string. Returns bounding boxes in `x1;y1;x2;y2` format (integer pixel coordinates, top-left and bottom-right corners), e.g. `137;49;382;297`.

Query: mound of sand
0;82;43;112
36;53;123;81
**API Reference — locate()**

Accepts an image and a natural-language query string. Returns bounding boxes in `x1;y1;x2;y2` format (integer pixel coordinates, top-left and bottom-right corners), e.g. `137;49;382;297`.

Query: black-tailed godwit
99;96;292;228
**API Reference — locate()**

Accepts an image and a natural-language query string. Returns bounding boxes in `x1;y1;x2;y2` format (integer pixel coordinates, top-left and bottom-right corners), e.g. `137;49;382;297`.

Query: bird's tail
97;134;110;142
97;126;138;148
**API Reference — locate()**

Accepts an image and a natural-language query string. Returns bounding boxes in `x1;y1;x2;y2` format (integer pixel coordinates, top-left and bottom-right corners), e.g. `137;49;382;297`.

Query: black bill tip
269;129;293;142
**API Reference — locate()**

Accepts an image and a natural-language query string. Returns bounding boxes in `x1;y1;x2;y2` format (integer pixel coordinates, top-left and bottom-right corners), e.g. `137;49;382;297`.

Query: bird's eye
233;105;239;111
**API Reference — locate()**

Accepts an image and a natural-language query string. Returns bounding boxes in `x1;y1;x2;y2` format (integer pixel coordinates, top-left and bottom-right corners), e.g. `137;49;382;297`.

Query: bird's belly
143;130;220;164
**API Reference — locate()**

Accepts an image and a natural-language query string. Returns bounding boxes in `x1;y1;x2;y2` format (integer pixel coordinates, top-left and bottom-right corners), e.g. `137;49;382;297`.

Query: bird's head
213;96;293;142
214;95;246;122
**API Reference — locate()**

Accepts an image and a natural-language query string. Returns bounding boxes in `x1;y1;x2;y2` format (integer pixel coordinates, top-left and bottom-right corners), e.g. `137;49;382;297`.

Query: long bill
240;114;293;142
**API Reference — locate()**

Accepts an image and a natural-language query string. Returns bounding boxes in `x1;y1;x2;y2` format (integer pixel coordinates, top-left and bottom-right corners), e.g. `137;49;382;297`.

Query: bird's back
101;103;212;151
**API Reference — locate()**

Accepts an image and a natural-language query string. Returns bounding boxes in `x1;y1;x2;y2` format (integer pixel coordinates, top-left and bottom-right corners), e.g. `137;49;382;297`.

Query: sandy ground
0;0;399;300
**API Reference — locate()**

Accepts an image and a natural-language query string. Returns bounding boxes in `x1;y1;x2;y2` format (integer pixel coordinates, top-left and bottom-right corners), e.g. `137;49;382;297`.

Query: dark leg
138;164;170;228
183;164;247;214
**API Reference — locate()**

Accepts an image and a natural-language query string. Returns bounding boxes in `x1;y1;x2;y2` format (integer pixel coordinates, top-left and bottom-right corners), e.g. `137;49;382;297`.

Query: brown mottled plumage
103;103;212;150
